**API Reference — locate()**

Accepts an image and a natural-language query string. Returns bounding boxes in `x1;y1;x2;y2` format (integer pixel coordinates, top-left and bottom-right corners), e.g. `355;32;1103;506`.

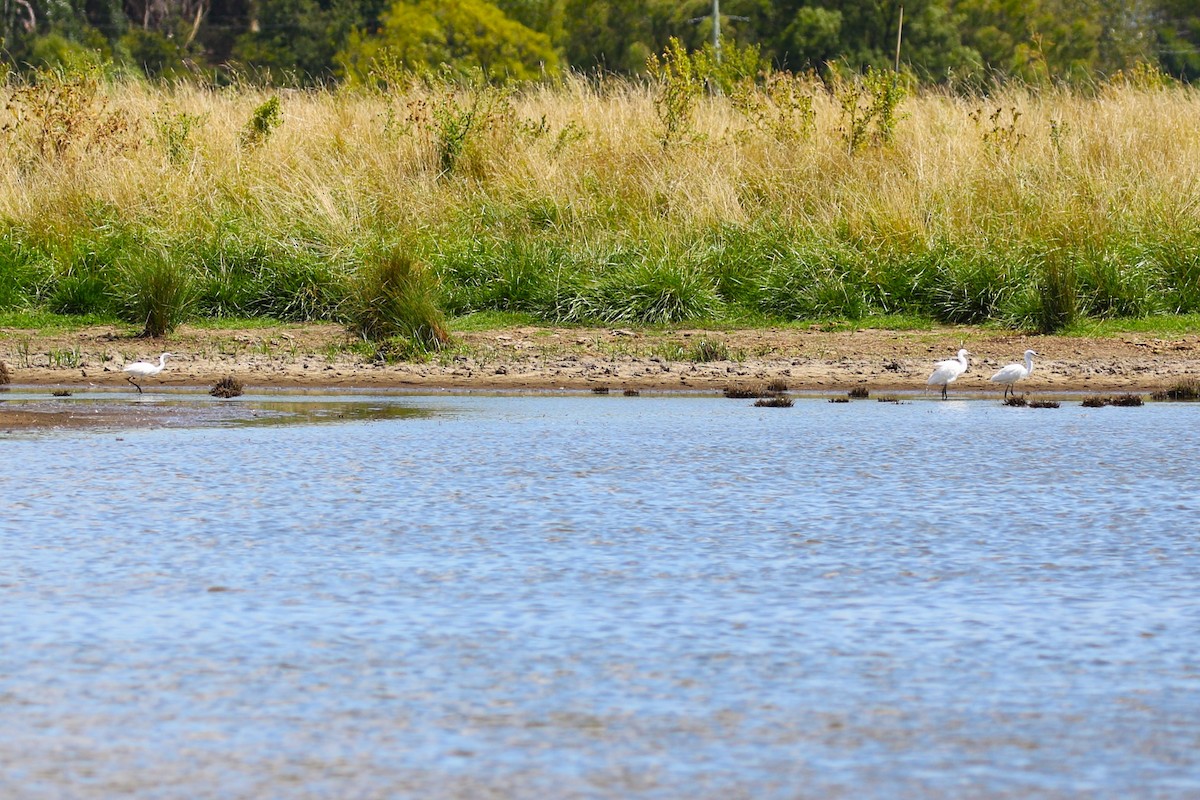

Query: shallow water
2;394;1198;798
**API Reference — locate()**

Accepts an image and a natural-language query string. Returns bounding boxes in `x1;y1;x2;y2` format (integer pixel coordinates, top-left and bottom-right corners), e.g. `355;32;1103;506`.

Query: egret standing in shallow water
926;348;970;400
123;353;174;394
990;349;1038;399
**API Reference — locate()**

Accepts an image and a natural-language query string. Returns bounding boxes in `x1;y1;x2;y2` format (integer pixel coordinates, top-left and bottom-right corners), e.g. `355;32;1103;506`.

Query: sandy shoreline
4;323;1200;392
4;323;1198;429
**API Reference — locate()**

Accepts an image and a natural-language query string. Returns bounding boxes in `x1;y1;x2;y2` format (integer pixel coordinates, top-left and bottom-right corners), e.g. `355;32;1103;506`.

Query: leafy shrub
240;96;282;147
647;38;704;149
836;66;908;152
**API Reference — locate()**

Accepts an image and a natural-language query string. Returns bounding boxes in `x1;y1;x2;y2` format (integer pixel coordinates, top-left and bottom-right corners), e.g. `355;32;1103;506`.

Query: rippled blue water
2;394;1198;799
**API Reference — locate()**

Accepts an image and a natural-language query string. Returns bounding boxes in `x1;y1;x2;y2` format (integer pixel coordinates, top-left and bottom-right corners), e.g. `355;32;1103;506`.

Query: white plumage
990;349;1037;399
123;352;174;393
926;348;970;400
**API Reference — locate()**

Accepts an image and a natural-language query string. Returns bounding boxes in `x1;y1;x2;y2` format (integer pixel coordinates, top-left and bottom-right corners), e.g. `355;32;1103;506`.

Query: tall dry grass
1;71;1198;331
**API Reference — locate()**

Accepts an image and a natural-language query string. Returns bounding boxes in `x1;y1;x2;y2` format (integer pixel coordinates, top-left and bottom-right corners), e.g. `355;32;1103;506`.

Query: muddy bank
2;323;1199;395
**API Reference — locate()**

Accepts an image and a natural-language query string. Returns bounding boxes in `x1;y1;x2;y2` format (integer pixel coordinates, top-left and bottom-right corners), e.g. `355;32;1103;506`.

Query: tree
338;0;559;83
231;0;365;82
771;0;977;82
1153;0;1200;79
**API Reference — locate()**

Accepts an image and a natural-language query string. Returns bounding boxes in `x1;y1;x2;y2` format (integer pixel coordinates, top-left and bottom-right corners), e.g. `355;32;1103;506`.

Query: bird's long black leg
941;384;948;400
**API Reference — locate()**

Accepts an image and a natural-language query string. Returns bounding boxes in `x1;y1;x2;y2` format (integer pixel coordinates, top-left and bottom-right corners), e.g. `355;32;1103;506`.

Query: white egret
990;349;1038;399
123;352;174;394
926;348;970;400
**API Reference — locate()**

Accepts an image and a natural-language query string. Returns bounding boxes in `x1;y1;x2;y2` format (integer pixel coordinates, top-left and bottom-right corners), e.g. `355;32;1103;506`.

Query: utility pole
894;6;904;72
712;0;722;63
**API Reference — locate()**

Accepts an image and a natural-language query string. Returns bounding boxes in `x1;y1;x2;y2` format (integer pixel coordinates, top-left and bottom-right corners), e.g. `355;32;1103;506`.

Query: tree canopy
0;0;1196;84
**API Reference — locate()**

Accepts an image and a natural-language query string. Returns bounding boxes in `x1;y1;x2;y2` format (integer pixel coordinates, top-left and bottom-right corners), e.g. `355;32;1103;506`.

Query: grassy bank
1;71;1199;339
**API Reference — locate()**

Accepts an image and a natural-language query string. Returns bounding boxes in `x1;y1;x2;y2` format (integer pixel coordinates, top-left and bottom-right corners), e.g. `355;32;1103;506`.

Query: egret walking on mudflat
123;353;174;394
990;349;1038;399
926;348;970;400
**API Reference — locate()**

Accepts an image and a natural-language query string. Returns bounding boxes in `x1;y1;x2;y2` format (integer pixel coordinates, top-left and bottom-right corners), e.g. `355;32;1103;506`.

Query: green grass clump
121;250;197;337
1151;379;1200;401
346;246;450;352
687;339;731;362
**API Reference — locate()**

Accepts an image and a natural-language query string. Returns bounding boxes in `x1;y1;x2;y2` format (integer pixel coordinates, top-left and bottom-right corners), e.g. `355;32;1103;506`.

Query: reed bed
1;73;1199;334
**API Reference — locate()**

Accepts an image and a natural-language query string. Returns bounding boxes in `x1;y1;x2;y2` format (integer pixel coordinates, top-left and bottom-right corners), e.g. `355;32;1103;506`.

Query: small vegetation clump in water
623;388;640;396
1029;399;1060;408
1004;395;1028;406
1109;394;1145;407
591;387;609;394
767;378;789;393
755;396;794;408
724;384;770;399
210;376;244;398
51;389;71;397
1082;394;1145;407
1151;379;1200;401
847;387;869;399
829;397;850;403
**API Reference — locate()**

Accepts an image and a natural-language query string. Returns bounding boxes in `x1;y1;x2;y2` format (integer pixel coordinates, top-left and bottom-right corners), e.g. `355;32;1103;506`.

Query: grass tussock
0;77;1198;334
123;250;197;338
1029;399;1060;408
755;396;794;408
1151;379;1200;401
346;246;450;352
724;383;771;399
1082;394;1145;407
1003;395;1028;406
1108;393;1145;407
210;375;244;398
847;387;869;399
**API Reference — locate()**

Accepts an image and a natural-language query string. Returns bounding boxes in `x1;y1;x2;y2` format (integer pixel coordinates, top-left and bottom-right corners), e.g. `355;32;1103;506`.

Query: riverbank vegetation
1;65;1199;344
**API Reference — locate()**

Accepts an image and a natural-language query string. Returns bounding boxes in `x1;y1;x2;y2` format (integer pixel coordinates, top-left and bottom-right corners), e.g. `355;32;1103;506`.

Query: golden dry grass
1;74;1199;330
1;77;1197;242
